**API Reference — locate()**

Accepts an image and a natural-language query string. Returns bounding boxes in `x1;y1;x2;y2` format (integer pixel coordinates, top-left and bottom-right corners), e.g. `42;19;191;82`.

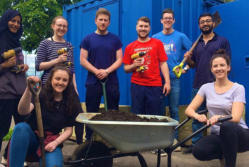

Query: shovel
173;11;222;78
28;79;46;167
100;79;108;112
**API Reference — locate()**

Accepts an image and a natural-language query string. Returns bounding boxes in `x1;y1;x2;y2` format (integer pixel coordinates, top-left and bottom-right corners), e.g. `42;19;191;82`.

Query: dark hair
42;65;78;116
161;8;174;19
210;49;231;67
95;8;111;20
198;13;213;24
137;16;150;25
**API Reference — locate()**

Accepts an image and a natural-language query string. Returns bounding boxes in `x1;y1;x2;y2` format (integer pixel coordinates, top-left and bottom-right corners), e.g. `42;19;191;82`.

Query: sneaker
151;149;167;157
0;164;6;167
1;157;7;166
173;139;181;152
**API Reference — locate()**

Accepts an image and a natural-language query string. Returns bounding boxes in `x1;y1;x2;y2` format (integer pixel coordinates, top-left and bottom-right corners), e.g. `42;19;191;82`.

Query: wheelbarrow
64;110;232;167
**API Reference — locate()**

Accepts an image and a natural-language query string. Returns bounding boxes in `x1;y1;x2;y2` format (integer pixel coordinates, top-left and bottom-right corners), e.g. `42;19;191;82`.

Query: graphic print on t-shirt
163;40;176;55
133;47;152;72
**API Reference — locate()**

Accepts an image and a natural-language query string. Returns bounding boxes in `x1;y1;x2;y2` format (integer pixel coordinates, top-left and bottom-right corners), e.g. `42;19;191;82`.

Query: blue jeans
191;88;206;145
160;78;180;139
9;122;63;167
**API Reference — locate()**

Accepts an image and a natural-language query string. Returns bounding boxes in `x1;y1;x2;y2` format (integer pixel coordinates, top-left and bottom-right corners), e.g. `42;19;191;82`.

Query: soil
90;110;168;122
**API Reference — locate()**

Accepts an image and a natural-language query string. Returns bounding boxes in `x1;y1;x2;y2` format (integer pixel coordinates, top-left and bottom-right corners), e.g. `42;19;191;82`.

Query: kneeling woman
185;49;249;167
8;65;82;167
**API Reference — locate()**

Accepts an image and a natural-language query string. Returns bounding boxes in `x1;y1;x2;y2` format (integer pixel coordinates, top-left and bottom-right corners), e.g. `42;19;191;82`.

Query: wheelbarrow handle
217;115;232;123
175;110;208;131
171;115;232;152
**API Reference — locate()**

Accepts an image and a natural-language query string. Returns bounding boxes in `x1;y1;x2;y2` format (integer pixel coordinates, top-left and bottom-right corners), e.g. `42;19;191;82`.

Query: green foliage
0;0;83;52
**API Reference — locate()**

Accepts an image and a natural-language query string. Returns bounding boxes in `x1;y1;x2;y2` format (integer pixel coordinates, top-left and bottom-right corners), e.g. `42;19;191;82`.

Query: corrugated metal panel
63;0;205;106
209;0;249;124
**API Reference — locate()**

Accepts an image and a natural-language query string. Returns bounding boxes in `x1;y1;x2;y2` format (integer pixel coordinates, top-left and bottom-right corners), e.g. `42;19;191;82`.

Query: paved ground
1;106;249;166
2;140;249;167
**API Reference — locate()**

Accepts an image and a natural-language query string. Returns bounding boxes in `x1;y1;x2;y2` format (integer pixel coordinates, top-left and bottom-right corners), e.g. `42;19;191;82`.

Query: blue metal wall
208;0;249;124
63;0;206;106
64;0;249;126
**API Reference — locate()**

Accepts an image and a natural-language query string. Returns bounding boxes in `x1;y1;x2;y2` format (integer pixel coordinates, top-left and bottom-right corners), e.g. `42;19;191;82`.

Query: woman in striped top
36;16;76;89
36;16;84;144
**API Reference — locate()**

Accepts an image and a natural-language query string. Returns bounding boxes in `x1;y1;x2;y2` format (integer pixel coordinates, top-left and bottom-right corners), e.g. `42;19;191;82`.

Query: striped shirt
36;38;75;85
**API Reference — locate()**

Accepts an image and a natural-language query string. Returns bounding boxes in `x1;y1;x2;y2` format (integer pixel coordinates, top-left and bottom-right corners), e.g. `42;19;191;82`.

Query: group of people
0;6;248;167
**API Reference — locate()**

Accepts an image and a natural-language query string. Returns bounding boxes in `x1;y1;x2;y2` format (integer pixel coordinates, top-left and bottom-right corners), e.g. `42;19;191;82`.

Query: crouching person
8;65;82;167
185;49;249;167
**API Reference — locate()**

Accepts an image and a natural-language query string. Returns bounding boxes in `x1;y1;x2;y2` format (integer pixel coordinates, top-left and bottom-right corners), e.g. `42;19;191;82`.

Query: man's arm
105;48;123;73
160;61;171;95
80;48;99;75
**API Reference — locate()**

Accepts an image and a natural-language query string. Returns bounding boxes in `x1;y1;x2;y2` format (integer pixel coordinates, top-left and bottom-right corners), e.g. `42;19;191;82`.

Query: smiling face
51;69;69;94
8;15;21;33
51;18;68;38
136;20;150;41
199;16;215;35
161;13;175;31
211;57;230;79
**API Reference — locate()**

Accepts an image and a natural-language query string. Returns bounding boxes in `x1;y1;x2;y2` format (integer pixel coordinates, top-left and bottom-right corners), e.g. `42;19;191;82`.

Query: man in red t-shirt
123;16;171;115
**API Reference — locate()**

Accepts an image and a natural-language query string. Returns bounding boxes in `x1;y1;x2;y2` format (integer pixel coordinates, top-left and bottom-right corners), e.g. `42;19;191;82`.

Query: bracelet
183;66;189;71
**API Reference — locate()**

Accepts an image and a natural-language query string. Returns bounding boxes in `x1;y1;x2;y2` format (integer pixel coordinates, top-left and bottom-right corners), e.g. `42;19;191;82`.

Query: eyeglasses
55;24;68;29
162;17;174;21
199;19;213;25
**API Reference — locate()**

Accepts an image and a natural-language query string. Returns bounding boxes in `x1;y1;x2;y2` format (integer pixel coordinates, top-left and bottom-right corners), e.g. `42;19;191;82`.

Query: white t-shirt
198;82;248;135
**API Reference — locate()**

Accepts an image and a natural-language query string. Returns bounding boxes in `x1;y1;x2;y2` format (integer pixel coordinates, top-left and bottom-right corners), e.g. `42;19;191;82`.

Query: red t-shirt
123;38;168;86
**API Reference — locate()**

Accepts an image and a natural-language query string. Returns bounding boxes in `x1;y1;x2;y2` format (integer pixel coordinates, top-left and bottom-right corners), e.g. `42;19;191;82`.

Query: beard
137;31;149;40
201;25;214;35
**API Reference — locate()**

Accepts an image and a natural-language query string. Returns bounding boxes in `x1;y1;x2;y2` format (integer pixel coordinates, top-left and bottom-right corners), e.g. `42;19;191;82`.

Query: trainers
173;139;181;152
1;157;7;166
151;149;167;157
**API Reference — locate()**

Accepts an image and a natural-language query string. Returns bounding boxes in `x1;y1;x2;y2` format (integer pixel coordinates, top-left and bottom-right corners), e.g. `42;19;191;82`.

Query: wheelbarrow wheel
71;141;113;167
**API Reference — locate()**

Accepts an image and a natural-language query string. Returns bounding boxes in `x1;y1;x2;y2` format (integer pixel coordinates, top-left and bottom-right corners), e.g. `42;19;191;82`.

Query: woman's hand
27;76;40;83
207;115;222;125
21;64;29;72
1;56;16;68
194;113;208;123
57;53;67;63
45;140;59;152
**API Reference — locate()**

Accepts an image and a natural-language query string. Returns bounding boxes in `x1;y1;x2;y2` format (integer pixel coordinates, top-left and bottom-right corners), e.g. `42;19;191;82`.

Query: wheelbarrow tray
76;113;178;153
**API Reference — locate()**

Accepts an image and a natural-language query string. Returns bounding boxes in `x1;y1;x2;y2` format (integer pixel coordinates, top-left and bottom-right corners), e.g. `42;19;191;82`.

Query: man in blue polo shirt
153;8;192;140
184;13;231;153
80;8;123;140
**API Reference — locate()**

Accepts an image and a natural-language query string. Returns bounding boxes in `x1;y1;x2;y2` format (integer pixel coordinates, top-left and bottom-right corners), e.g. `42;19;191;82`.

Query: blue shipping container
64;0;249;124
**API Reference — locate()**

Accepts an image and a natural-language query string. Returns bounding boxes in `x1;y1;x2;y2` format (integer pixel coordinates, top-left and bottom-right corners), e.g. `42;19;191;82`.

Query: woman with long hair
36;16;83;144
8;65;82;167
185;49;249;167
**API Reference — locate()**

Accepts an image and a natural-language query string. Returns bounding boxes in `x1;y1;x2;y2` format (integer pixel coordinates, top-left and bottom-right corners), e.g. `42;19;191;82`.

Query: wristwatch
183;66;189;71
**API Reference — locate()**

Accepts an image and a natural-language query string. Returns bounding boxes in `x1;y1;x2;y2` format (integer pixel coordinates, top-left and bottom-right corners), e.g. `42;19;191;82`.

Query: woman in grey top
185;49;249;167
